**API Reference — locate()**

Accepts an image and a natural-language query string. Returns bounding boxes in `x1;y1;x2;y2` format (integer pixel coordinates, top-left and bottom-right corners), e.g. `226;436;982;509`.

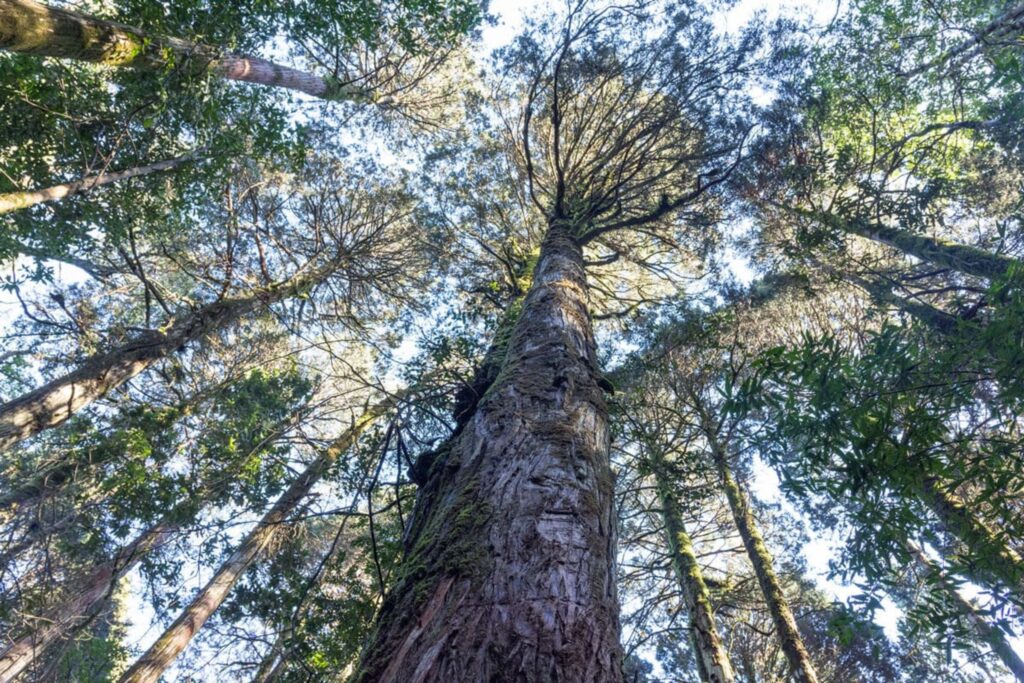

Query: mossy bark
704;426;818;683
0;0;372;101
117;400;391;683
917;476;1024;601
357;223;623;682
652;461;735;683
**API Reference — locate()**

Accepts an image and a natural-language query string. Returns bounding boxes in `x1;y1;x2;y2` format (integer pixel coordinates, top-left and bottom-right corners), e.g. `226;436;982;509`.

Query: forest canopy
0;0;1023;681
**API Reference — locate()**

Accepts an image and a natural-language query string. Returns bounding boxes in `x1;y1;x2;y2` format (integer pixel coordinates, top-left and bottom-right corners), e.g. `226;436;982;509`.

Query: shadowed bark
357;223;623;682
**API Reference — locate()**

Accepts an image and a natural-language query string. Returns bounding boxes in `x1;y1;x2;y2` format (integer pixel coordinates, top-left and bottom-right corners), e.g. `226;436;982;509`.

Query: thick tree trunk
118;399;391;683
0;0;373;102
917;476;1024;600
907;542;1024;682
652;461;735;683
844;272;960;334
0;519;172;683
703;426;818;683
0;269;324;452
0;155;195;215
357;223;623;682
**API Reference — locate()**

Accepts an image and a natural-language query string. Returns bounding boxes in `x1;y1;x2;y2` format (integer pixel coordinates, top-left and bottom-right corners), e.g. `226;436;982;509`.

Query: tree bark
357;223;623;682
118;399;392;683
0;0;374;102
798;207;1018;281
702;423;819;683
0;267;327;452
652;458;735;683
907;541;1024;682
917;476;1024;601
0;519;173;683
0;155;196;215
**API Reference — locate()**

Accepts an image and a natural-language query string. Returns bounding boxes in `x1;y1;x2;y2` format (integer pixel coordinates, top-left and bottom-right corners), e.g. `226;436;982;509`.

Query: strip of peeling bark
917;475;1024;602
0;155;197;215
357;223;622;682
0;0;374;102
701;418;819;683
907;541;1024;682
0;264;332;452
651;453;735;683
0;519;173;683
117;399;392;683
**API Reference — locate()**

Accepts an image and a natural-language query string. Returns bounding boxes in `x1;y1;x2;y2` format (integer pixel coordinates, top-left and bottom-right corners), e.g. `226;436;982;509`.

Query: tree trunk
843;272;960;335
0;155;196;215
798;208;1018;281
0;519;173;683
907;541;1024;682
703;425;819;683
357;223;623;682
652;460;735;683
0;268;324;452
917;475;1024;600
118;399;391;683
0;0;374;102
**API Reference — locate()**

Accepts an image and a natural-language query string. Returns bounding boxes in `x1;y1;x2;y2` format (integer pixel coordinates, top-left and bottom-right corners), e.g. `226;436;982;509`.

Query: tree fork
357;223;623;682
0;0;375;102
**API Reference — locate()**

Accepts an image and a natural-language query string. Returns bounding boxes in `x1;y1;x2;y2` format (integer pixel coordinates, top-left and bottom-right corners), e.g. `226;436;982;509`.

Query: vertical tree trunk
0;155;196;215
652;459;735;683
0;267;327;452
117;399;391;683
703;424;819;683
0;0;373;102
0;519;173;683
917;475;1024;601
907;542;1024;682
357;223;623;682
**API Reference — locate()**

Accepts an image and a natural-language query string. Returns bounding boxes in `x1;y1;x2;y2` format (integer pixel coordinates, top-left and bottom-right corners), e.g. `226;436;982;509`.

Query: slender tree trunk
0;0;374;102
357;223;623;682
0;267;325;452
651;457;735;683
917;476;1024;600
907;542;1024;682
0;519;172;683
118;399;392;683
702;423;819;683
785;205;1018;281
0;155;196;215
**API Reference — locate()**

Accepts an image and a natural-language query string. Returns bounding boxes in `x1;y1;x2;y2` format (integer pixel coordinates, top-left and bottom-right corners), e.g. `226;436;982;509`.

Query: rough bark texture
907;542;1024;682
653;461;734;683
0;520;172;683
0;155;194;215
357;223;623;683
704;428;818;683
917;475;1024;600
118;400;390;683
0;0;372;101
0;270;322;452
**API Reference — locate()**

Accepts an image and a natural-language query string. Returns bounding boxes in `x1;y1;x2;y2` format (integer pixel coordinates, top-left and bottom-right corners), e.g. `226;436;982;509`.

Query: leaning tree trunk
0;155;196;215
795;207;1018;281
917;475;1024;601
702;423;818;683
118;399;392;683
0;0;374;102
357;222;623;682
651;458;735;683
0;519;173;683
907;541;1024;682
0;267;326;452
